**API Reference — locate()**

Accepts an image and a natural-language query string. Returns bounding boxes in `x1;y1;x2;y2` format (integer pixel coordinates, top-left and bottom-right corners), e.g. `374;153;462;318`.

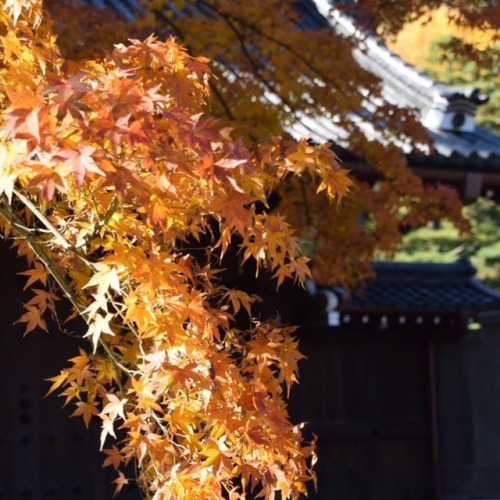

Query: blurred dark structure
288;260;500;500
0;243;140;499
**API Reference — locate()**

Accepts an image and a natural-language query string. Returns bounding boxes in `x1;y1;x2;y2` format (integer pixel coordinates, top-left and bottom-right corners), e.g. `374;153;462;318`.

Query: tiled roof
306;260;500;332
309;0;500;170
345;259;500;312
77;0;500;170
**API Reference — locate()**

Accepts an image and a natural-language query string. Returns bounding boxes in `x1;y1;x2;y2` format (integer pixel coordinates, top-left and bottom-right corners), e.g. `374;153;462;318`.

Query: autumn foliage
43;0;473;288
0;0;488;497
0;0;357;497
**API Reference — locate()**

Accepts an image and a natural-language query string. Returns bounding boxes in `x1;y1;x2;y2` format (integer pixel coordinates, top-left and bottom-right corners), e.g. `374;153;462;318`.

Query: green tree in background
423;35;499;133
392;34;500;284
394;198;500;290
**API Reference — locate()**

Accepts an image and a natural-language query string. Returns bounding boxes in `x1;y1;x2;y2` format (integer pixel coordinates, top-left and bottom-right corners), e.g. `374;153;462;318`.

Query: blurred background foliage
388;4;499;133
422;36;499;133
385;8;500;288
392;198;500;290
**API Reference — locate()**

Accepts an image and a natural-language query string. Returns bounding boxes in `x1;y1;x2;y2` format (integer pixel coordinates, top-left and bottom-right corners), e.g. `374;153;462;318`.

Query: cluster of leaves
43;0;471;287
341;0;500;39
0;0;358;497
0;0;491;496
394;197;500;290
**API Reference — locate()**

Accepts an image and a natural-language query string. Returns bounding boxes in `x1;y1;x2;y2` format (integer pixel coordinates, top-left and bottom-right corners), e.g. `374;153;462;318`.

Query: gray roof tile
345;260;500;312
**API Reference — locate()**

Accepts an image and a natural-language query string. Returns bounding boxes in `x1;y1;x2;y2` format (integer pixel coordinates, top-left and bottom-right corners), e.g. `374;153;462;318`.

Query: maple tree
0;0;496;498
0;0;347;497
43;0;482;287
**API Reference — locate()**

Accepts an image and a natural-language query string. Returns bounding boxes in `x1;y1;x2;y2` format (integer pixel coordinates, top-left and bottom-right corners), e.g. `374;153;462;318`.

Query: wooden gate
289;327;434;500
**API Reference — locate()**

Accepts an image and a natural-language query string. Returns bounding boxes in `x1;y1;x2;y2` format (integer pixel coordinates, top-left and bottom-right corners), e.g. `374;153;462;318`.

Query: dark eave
345;260;500;312
308;259;500;335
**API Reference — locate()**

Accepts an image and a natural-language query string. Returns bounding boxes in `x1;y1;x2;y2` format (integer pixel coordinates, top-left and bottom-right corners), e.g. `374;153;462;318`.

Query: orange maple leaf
103;445;123;470
113;471;129;498
15;304;48;335
71;399;100;428
18;261;47;289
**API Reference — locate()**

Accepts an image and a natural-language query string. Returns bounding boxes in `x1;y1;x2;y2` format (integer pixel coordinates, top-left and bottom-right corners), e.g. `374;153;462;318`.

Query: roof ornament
423;85;489;133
